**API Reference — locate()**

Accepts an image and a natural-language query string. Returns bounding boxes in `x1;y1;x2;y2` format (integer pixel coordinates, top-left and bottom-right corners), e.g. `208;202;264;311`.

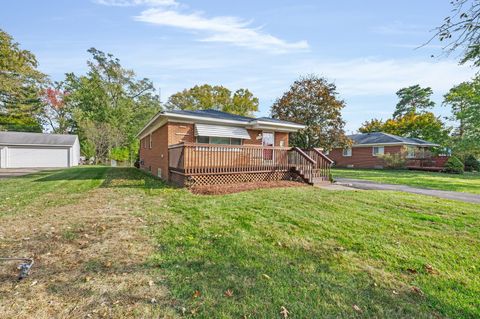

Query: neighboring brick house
327;132;442;169
136;109;323;186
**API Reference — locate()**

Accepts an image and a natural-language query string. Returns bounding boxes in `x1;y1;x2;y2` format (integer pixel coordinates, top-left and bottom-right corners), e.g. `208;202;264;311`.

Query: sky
1;0;476;132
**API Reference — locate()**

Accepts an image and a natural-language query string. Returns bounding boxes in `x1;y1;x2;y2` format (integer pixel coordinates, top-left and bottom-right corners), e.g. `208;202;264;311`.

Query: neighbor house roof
137;109;305;138
0;131;78;146
347;132;439;147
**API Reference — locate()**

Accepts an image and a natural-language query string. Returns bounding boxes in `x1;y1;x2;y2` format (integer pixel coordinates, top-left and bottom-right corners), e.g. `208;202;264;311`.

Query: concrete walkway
335;178;480;204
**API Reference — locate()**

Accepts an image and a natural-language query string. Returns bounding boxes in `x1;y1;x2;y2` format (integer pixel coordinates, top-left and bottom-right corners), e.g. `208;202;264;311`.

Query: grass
332;168;480;194
1;167;479;318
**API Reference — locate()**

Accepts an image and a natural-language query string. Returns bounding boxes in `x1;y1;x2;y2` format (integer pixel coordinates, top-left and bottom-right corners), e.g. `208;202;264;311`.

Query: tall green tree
271;75;349;149
0;29;46;131
444;76;480;156
358;118;385;133
165;84;259;116
393;85;435;118
65;48;161;162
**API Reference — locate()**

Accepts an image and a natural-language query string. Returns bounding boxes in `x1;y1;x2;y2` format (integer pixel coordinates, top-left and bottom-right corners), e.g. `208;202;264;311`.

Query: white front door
262;132;274;160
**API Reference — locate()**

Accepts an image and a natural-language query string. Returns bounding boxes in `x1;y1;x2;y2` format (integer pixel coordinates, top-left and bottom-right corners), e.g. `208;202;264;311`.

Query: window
406;146;415;158
372;146;384;156
343;147;352;157
196;136;243;145
149;134;152;149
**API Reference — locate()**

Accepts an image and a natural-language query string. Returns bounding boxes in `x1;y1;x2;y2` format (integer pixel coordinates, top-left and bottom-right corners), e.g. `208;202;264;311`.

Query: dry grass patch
0;168;176;318
190;180;306;195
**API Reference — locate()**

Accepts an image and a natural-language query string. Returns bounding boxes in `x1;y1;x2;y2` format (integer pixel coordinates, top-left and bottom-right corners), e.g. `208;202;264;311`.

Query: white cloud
95;0;177;7
134;8;309;52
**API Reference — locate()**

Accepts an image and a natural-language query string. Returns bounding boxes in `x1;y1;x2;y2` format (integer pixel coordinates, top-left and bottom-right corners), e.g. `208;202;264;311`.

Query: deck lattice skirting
168;143;332;187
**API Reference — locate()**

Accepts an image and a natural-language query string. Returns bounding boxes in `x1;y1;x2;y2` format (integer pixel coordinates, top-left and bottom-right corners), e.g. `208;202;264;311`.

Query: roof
0;131;78;146
348;132;439;147
137;109;305;138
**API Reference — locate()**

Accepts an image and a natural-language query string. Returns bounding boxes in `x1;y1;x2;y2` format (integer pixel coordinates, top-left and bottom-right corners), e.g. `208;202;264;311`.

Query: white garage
0;132;80;168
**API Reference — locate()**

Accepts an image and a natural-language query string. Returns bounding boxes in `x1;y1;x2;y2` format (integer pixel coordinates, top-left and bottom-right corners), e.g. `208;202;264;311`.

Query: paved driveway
0;168;43;179
335;178;480;204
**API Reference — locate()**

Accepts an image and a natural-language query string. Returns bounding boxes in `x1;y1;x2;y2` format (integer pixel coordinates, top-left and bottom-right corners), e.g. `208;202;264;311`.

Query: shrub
443;156;464;174
379;152;407;169
464;154;480;172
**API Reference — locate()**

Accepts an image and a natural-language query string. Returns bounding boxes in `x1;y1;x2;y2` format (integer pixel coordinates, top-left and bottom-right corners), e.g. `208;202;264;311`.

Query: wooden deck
168;143;332;187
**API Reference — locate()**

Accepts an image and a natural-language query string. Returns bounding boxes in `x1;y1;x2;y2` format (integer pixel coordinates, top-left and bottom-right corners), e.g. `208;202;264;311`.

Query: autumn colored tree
0;29;46;131
358;118;385;133
444;75;480;156
40;82;75;134
270;75;349;149
393;85;435;118
165;84;258;116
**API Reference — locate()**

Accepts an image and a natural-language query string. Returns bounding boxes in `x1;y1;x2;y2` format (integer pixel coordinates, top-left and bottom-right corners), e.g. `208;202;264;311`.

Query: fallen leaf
148;280;154;287
84;276;92;282
193;290;201;298
406;268;417;274
411;286;424;296
30;280;38;287
262;274;271;280
352;304;362;313
280;306;289;318
392;290;399;295
224;289;233;297
150;298;157;304
425;264;439;275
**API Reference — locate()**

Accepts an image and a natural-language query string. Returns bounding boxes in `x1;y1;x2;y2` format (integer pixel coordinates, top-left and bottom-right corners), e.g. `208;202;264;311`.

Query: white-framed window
149;134;152;149
406;146;416;159
372;146;384;156
195;136;243;145
342;147;352;157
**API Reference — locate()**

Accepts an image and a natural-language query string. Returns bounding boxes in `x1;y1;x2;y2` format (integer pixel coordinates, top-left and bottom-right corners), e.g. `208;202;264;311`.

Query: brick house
137;109;332;186
327;132;446;170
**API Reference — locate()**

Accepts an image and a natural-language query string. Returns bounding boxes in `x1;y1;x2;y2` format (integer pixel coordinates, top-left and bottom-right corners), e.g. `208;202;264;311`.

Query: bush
443;156;464;174
464;154;480;172
379;152;407;169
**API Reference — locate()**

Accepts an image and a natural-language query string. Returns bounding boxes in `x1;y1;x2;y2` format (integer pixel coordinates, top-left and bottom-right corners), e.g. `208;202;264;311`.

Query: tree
165;84;258;116
0;29;46;131
431;0;480;66
40;82;75;134
358;118;385;133
382;112;451;145
393;85;435;118
443;75;480;156
270;75;349;149
65;48;161;163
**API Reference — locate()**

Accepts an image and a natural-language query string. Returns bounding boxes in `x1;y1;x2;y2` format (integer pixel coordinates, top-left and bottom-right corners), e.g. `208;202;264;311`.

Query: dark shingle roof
348;132;438;146
0;131;78;146
165;109;302;126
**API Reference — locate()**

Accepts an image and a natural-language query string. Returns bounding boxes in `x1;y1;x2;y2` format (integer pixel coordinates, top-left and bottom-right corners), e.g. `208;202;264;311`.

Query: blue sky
1;0;476;132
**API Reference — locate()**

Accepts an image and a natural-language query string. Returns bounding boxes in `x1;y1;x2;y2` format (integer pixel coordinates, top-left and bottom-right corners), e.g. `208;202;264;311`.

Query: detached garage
0;131;80;168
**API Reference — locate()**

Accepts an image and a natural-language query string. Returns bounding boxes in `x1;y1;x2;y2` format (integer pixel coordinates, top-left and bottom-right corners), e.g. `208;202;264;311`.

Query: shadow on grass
99;167;172;190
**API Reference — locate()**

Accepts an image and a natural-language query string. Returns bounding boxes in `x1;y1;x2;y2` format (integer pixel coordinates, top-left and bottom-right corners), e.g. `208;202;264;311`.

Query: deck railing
169;142;291;175
168;142;332;183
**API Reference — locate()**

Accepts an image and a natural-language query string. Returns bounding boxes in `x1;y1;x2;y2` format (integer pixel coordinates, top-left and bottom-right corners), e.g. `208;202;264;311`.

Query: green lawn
1;167;479;318
332;168;480;194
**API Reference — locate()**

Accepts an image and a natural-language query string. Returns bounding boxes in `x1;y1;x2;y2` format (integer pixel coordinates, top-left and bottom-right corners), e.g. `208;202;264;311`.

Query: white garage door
7;147;69;168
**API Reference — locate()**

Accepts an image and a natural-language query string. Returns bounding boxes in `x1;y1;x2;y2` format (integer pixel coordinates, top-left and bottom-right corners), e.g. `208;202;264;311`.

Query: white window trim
343;147;352;157
372;146;384;156
406;146;416;159
195;136;243;145
149;134;152;149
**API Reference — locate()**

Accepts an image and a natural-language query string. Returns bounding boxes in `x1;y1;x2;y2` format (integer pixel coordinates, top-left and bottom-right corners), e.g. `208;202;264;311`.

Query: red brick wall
329;145;403;168
139;122;291;181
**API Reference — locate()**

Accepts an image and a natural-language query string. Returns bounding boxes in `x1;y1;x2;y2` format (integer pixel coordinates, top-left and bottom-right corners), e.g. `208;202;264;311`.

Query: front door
262;132;274;160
